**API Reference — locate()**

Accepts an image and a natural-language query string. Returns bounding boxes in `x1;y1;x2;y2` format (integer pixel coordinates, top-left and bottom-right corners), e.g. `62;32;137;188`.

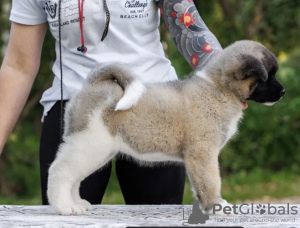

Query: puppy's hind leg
47;124;117;215
47;141;88;215
71;181;92;211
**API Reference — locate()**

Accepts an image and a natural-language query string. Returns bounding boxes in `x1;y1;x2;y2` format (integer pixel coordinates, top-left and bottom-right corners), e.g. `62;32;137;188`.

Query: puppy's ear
236;54;268;82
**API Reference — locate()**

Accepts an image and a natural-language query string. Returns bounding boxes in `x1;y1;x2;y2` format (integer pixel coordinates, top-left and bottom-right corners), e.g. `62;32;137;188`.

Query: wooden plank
0;204;299;227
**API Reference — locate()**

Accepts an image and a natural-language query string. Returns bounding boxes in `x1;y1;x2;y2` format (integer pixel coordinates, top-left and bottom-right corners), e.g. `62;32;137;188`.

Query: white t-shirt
10;0;178;121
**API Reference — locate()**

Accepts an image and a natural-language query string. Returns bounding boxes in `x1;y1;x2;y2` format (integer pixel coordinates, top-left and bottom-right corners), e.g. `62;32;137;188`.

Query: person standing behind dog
0;0;222;205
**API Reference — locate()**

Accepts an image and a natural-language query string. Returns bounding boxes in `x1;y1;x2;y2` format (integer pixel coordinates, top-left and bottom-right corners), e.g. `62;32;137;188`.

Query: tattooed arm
157;0;222;69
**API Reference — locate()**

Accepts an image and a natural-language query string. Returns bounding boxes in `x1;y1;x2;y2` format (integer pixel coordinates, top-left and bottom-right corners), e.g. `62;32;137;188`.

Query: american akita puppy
47;40;285;215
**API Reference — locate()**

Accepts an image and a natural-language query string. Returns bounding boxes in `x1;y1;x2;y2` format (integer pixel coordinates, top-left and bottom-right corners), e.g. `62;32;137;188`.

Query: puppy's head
207;40;285;108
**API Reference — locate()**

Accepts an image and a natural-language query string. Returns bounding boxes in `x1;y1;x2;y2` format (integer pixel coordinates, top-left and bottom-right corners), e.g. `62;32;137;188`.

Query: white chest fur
222;112;243;149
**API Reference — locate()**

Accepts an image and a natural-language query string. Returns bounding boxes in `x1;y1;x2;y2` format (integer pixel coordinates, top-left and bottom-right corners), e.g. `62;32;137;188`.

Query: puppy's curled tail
86;63;146;111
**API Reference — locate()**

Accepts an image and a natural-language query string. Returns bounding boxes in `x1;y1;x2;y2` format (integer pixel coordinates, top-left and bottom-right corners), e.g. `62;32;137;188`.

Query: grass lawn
221;169;300;203
0;166;299;205
102;166;300;205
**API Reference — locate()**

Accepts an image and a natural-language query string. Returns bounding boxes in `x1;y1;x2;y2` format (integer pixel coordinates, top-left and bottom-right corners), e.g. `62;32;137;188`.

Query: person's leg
39;101;112;205
115;156;186;204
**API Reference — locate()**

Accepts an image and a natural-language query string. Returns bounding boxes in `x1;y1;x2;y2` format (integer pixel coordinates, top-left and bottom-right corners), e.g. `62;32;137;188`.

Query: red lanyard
77;0;110;52
77;0;87;53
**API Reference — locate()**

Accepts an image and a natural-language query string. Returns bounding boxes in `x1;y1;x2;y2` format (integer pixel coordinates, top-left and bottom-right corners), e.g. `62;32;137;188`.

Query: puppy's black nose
280;88;286;97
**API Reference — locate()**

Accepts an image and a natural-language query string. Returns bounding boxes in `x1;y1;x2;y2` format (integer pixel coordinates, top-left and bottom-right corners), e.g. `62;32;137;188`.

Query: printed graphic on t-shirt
43;0;83;28
43;0;153;24
120;0;151;19
44;1;58;19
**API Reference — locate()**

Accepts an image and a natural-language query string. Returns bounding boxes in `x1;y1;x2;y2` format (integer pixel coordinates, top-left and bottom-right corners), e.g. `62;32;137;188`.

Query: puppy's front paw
208;199;233;216
55;203;87;216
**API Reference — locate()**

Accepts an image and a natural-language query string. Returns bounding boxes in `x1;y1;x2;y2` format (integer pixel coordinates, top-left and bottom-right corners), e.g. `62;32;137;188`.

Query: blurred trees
0;0;300;201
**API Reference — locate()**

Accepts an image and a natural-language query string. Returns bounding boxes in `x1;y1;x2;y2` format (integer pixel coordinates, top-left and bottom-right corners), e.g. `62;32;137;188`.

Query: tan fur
48;40;284;215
